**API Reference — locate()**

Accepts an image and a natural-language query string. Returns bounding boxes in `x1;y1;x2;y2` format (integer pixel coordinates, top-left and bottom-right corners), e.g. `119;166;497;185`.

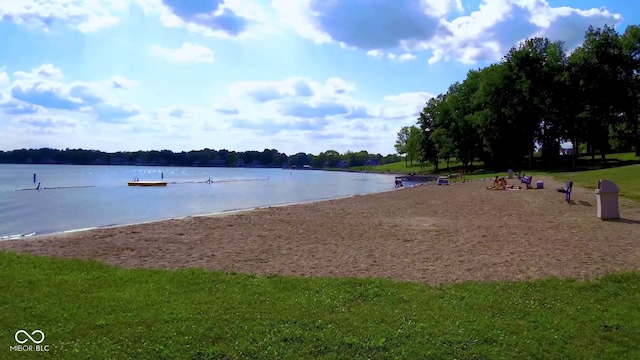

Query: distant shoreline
0;162;409;176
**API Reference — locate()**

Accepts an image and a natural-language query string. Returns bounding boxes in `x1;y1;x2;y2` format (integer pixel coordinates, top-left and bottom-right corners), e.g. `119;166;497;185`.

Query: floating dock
127;181;168;187
395;175;439;182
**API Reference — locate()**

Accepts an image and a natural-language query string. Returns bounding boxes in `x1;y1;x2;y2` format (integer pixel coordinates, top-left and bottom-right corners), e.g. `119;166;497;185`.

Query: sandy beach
1;176;639;285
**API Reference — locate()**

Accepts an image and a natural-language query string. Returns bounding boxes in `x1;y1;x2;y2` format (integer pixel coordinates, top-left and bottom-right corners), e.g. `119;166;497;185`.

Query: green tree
621;25;640;156
569;25;627;163
406;126;422;166
417;97;440;170
395;126;411;166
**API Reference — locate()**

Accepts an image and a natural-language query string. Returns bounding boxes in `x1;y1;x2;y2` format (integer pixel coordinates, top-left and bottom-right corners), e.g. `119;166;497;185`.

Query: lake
0;164;398;239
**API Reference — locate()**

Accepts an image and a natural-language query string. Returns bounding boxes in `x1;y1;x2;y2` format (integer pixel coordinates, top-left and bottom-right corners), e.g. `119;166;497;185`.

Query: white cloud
377;92;435;119
2;64;141;123
368;51;416;61
366;50;384;58
213;103;240;115
212;76;436;153
272;0;453;49
110;76;139;89
225;77;431;124
229;77;355;104
13;114;78;128
0;71;8;86
273;0;623;64
14;64;63;80
150;43;215;63
2;70;434;154
137;0;273;38
0;0;124;32
399;53;417;61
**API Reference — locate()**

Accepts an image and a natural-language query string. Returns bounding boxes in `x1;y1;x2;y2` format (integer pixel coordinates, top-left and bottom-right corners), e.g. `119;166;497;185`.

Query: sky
0;0;638;155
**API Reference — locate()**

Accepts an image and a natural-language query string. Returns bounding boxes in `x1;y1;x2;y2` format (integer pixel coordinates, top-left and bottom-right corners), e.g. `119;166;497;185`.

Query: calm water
0;164;397;239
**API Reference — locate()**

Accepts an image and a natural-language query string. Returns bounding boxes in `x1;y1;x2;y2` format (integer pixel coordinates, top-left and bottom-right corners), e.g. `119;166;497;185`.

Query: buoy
33;173;36;183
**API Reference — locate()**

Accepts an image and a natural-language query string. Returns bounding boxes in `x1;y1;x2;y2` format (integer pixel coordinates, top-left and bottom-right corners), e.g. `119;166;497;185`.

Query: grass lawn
352;152;640;175
1;252;639;359
350;158;478;174
459;160;640;200
549;164;640;202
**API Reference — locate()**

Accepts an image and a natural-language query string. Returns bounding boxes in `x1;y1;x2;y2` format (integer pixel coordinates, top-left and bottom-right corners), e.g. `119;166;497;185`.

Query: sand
1;176;639;285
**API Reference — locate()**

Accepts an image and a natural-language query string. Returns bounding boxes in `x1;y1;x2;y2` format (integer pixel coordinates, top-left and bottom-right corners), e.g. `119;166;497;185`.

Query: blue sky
0;0;637;155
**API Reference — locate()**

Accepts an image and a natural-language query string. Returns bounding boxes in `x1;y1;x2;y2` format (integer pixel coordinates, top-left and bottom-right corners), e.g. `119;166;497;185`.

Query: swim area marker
169;177;269;185
13;177;268;191
14;185;96;191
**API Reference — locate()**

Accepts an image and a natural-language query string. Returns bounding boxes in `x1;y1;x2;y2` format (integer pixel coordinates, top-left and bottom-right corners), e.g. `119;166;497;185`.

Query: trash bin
508;169;514;179
595;179;620;220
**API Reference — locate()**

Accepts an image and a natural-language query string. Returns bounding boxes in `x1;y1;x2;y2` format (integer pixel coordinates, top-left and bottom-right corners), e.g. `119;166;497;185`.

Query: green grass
354;152;640;175
1;252;639;359
351;159;482;174
577;152;640;162
549;164;640;202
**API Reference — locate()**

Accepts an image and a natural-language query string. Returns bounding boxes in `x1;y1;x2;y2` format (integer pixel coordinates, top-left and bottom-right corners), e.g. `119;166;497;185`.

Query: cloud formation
1;64;140;123
0;0;124;32
219;75;435;152
273;0;623;64
137;0;270;37
0;0;630;155
150;43;215;63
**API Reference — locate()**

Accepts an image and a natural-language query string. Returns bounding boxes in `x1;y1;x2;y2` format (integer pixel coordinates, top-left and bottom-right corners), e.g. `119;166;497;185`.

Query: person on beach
488;177;520;190
487;176;500;190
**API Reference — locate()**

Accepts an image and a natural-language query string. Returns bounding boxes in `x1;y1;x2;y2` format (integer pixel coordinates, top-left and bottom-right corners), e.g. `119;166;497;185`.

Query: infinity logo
14;330;45;344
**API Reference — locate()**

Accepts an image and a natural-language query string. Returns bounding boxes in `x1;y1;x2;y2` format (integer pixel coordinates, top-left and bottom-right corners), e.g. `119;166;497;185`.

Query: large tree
394;126;411;166
406;126;423;166
417;97;440;171
570;25;627;163
621;25;640;156
404;23;640;172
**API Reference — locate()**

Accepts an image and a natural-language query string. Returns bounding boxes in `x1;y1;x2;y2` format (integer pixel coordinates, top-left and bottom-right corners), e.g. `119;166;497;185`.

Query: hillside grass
351;158;481;174
355;152;640;176
1;252;639;359
549;164;640;202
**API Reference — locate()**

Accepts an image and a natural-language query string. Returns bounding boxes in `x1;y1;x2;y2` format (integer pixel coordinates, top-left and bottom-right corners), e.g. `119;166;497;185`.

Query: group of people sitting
487;176;521;190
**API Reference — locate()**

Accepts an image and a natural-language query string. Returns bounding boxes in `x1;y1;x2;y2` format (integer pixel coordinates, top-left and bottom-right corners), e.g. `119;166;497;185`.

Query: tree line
0;148;403;168
396;24;640;171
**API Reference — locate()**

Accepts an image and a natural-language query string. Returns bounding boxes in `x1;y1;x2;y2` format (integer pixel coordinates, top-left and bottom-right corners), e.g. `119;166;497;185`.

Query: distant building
335;160;348;168
364;159;380;166
560;148;574;156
